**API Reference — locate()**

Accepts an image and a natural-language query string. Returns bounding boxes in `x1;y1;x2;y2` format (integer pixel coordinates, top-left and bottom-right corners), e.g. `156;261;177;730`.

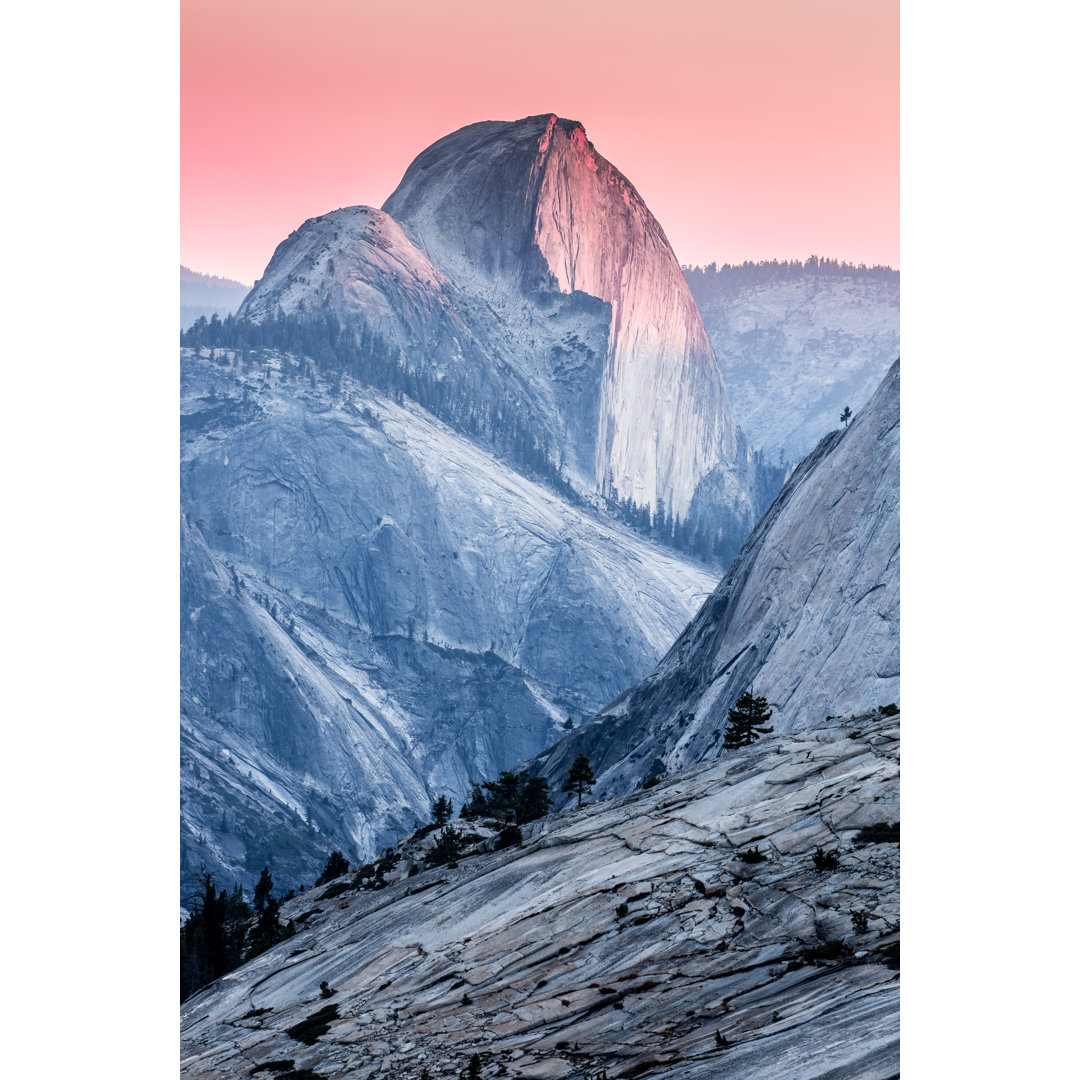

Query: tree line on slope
604;481;752;565
683;256;899;288
182;311;582;502
180;692;792;1003
181;312;732;566
180;866;295;1002
178;754;596;1001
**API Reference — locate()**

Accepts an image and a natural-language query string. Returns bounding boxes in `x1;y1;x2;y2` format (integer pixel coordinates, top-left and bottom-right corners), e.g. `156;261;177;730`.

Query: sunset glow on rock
181;0;898;284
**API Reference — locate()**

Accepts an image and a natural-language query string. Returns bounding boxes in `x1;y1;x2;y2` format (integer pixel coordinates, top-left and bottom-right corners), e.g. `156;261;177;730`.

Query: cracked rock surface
181;710;899;1080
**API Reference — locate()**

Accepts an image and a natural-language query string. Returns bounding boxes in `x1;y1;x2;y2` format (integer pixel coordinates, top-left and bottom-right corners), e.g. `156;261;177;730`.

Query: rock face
241;114;777;532
384;115;743;518
181;347;716;894
686;265;900;465
536;361;899;800
180;709;900;1080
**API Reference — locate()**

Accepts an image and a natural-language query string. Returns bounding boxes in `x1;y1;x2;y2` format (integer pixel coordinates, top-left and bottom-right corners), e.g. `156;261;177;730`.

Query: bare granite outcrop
181;709;899;1080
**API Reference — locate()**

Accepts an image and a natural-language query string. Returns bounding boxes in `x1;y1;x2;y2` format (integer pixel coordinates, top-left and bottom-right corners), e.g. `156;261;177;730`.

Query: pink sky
182;0;898;285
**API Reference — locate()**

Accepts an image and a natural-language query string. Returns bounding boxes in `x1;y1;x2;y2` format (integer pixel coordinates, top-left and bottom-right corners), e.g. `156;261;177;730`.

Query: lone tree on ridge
722;690;774;749
315;850;349;886
431;794;453;826
840;405;852;428
563;753;595;808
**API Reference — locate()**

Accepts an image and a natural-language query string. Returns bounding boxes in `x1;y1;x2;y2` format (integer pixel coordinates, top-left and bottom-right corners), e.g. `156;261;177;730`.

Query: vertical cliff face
239;114;769;531
536;360;899;799
382;114;742;517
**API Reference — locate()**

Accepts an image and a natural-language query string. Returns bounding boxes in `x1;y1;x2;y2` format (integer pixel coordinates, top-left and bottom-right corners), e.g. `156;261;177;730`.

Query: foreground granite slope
181;709;899;1080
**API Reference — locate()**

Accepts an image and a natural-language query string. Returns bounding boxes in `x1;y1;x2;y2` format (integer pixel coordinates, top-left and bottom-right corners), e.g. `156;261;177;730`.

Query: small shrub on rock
621;1061;663;1078
850;909;870;934
285;1003;339;1045
496;824;523;849
738;846;767;864
802;940;846;964
875;940;900;969
616;902;629;918
811;847;839;871
855;821;899;845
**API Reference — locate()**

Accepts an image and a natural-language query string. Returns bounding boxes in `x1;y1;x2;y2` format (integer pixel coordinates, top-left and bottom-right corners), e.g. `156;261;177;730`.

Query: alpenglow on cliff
240;114;778;540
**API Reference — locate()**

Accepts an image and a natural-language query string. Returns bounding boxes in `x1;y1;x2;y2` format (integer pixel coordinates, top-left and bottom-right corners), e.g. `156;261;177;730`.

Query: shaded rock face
180;710;899;1080
241;114;775;531
536;361;899;801
181;348;716;894
687;268;900;465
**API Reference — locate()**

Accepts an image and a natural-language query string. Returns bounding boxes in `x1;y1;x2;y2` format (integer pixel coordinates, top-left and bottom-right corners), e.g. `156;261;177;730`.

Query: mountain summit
383;115;738;517
241;114;776;541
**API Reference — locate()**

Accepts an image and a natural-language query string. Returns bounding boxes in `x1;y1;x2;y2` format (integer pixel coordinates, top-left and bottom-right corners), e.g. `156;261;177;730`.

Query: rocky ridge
536;361;899;802
180;708;899;1080
182;265;252;330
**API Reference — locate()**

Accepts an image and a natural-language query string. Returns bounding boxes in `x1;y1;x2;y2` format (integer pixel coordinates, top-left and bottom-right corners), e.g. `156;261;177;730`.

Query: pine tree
253;865;273;913
431;794;453;826
460;781;489;820
722;690;774;749
315;850;349;886
426;825;466;866
519;775;552;824
562;753;595;808
180;873;252;1001
840;405;852;428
